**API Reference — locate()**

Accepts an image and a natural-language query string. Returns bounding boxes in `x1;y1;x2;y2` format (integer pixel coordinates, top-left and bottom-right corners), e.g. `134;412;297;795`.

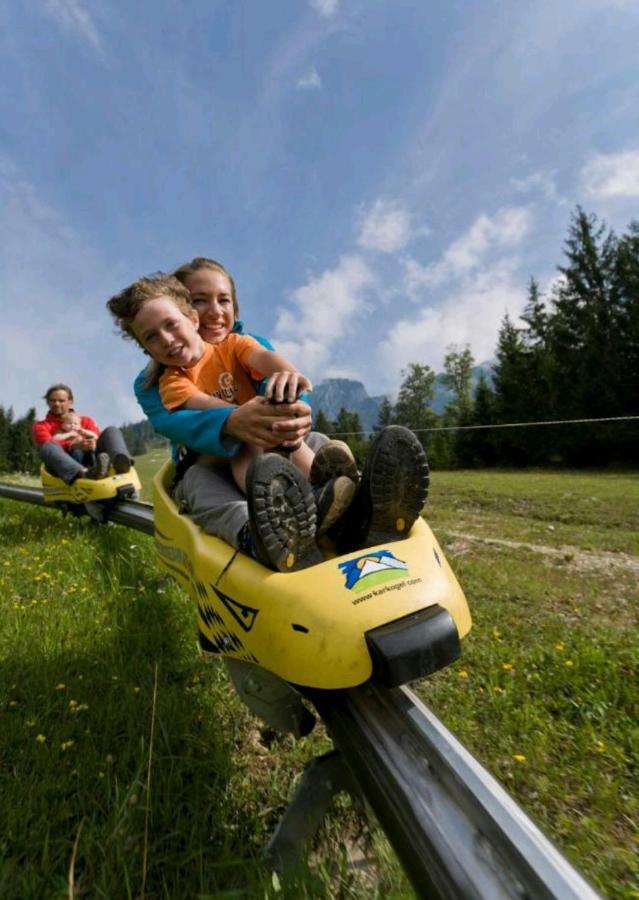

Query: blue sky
2;0;639;427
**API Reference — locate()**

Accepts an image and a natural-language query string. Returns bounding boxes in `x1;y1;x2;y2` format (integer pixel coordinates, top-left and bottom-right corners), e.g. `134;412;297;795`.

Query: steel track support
264;749;358;872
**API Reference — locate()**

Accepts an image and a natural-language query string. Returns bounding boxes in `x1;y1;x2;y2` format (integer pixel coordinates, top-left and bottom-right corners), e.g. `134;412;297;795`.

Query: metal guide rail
0;483;154;534
0;482;602;899
308;684;601;899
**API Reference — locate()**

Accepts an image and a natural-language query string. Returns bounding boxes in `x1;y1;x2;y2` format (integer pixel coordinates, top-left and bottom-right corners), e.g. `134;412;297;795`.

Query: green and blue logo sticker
338;550;408;592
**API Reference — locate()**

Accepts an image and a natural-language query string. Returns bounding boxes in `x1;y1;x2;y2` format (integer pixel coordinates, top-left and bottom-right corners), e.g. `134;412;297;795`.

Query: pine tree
375;396;394;431
333;408;367;465
517;278;555;461
393;363;439;463
465;373;498;466
492;315;531;464
614;220;639;413
441;345;474;420
314;408;334;438
9;409;39;474
394;364;437;430
0;406;11;473
549;207;623;462
520;277;548;345
611;219;639;459
121;423;147;457
440;345;475;466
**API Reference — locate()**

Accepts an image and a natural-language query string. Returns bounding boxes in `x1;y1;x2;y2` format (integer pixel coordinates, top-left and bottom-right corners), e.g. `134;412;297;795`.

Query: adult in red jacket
32;384;133;484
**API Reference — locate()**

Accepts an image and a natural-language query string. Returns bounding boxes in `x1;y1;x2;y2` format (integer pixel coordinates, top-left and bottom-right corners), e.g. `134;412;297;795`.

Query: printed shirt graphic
160;334;264;410
338;550;409;592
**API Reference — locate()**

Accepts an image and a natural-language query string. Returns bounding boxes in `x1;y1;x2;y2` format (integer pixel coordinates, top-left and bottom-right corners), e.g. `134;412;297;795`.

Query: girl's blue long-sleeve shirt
134;321;274;459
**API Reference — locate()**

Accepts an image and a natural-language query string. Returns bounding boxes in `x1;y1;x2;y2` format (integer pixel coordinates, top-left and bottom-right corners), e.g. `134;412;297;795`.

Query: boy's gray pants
176;432;328;735
172;431;330;548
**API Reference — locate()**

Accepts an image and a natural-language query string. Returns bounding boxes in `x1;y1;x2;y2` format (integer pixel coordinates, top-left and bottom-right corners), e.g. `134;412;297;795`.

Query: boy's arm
134;369;242;457
181;393;234;411
247;346;313;402
133;331;312;457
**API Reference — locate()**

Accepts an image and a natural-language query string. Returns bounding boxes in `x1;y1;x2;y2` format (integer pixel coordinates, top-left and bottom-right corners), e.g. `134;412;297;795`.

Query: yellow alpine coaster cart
153;460;472;690
40;464;141;520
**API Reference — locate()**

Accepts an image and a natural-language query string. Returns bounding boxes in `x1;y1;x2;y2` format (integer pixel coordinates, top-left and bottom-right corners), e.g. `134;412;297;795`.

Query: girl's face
131;296;204;368
183;269;235;344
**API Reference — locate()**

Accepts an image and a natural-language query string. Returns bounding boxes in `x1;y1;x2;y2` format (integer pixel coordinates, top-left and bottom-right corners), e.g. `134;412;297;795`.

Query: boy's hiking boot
309;439;359;487
313;476;357;536
112;453;132;475
86;452;110;480
335;426;429;553
245;454;323;572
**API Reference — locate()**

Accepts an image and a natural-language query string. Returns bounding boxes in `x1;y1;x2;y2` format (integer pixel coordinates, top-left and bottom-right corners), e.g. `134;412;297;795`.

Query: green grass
426;468;639;553
421;468;639;899
0;499;390;898
132;446;171;501
0;461;637;897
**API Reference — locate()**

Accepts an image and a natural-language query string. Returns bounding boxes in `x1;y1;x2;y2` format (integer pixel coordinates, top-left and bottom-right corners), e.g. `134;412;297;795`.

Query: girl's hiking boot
335;426;429;553
245;454;323;572
314;475;357;536
309;439;359;486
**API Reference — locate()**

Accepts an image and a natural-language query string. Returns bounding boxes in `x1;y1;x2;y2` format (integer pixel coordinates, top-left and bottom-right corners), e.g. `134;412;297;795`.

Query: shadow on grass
0;510;275;899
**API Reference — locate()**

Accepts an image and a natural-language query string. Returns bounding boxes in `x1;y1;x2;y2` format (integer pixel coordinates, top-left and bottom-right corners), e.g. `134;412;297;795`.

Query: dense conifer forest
319;207;639;468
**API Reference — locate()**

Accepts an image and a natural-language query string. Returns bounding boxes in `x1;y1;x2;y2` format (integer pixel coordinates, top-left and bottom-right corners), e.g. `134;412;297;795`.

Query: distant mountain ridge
311;364;494;430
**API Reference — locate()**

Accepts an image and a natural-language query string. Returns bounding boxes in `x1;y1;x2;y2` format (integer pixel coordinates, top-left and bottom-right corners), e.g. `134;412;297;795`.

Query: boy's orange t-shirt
159;334;265;410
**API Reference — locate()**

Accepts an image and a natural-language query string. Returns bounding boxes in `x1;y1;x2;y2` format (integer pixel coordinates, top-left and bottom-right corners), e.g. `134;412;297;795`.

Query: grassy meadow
0;460;637;897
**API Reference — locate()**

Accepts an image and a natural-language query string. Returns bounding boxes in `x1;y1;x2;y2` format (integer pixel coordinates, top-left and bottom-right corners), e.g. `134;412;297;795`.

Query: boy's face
131;296;204;368
63;413;81;428
183;269;235;344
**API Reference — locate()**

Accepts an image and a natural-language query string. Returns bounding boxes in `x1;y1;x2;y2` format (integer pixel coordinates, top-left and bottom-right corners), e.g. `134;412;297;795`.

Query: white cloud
510;171;558;202
380;262;527;380
581;150;639;199
403;206;532;294
275;255;374;380
310;0;339;18
297;68;322;90
43;0;102;50
357;199;418;254
272;337;332;378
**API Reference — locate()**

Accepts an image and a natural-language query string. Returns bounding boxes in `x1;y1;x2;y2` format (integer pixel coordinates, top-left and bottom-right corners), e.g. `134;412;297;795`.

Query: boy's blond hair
107;274;194;346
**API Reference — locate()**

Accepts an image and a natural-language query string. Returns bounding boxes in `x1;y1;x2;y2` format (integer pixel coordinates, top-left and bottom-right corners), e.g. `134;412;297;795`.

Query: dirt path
444;530;639;574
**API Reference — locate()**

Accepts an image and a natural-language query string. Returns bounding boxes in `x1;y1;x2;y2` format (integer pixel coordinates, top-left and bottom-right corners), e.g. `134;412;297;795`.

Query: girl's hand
264;371;313;404
224;396;312;448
